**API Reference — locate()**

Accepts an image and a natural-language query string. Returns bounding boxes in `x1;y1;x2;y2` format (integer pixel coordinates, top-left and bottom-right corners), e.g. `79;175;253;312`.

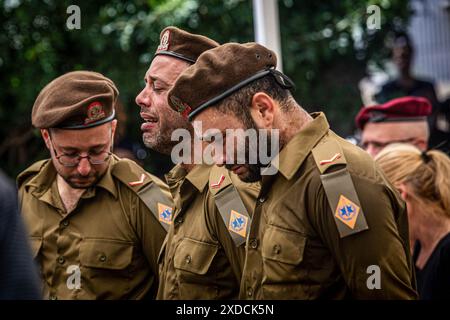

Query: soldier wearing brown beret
168;42;418;299
135;27;260;299
17;70;173;299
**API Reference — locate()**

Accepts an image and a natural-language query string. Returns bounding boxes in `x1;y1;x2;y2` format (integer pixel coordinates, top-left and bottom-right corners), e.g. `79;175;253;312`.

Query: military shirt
17;155;168;300
241;112;418;300
157;164;259;299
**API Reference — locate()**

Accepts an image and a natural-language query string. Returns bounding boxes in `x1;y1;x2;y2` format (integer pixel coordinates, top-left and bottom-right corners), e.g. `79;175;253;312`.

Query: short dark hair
215;74;293;127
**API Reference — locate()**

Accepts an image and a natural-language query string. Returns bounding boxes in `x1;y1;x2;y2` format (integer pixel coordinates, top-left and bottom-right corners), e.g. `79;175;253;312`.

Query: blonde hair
375;143;450;218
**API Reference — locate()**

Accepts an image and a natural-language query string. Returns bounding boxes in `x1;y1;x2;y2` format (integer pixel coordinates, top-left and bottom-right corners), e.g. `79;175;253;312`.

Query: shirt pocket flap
80;239;134;270
262;225;306;265
29;237;42;258
174;238;218;275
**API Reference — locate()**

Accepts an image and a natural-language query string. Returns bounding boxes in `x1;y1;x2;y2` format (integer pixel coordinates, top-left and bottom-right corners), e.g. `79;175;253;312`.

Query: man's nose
366;144;379;158
135;88;150;109
77;158;92;176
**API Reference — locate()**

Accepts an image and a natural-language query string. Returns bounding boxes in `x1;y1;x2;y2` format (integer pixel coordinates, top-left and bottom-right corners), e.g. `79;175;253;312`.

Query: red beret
355;96;432;130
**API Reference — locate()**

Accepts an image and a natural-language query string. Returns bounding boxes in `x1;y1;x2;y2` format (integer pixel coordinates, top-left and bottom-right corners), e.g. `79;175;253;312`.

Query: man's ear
415;139;428;152
111;119;118;138
249;92;276;129
41;129;51;150
110;119;118;149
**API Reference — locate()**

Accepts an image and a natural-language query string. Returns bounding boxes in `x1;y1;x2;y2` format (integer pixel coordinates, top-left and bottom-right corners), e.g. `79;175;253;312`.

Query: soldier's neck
277;107;313;150
57;175;85;214
179;137;201;172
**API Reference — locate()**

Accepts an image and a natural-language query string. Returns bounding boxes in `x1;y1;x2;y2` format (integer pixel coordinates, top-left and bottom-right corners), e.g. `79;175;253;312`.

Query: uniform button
175;217;184;225
249;239;258;249
99;254;107;262
185;255;192;264
49;295;58;300
61;220;69;227
57;256;65;264
273;244;281;254
258;197;266;203
247;287;253;297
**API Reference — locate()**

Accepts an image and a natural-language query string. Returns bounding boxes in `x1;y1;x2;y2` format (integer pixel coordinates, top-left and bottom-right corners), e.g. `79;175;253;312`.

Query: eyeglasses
49;139;112;167
360;137;417;150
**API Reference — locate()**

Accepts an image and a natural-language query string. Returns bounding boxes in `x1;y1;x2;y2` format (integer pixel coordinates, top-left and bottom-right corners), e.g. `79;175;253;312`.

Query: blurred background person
375;32;439;107
373;31;449;153
355;96;431;157
375;143;450;299
0;169;41;300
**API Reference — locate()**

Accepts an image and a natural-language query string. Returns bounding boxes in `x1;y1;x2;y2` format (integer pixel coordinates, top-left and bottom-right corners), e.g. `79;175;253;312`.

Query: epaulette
311;137;369;238
112;158;174;232
209;166;251;246
16;160;49;189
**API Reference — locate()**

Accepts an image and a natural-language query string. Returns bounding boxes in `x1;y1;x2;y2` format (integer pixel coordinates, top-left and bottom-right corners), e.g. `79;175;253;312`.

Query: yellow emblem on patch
228;210;248;238
158;203;173;225
335;195;360;229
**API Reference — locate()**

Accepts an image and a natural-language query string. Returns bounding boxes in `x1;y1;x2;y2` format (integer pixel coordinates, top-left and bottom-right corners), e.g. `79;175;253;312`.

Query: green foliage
0;0;409;178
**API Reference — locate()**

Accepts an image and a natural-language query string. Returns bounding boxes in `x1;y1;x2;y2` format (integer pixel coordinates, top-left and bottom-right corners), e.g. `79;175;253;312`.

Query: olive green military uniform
157;164;260;299
17;155;170;300
240;112;417;299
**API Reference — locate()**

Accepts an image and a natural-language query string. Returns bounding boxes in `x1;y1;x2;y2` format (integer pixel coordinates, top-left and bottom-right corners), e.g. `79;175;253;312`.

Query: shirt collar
185;164;212;192
25;157;118;199
165;164;188;186
166;164;212;193
25;160;56;198
95;156;118;199
272;112;330;180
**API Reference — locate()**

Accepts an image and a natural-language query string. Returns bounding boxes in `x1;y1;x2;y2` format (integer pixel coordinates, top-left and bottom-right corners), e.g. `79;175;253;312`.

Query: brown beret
168;42;293;120
32;71;118;129
355;96;432;130
154;26;219;64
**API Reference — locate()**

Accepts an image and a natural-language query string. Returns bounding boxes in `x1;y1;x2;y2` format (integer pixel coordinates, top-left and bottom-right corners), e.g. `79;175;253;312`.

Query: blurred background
1;0;449;179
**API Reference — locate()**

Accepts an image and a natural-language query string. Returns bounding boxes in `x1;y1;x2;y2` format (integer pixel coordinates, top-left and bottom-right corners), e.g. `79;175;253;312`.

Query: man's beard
224;116;276;183
225;162;261;183
143;131;174;155
62;172;102;189
143;119;191;156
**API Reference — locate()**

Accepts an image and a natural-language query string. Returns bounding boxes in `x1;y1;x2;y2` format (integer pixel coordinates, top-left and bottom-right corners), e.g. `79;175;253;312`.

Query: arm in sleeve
204;192;246;284
308;173;418;299
131;194;167;298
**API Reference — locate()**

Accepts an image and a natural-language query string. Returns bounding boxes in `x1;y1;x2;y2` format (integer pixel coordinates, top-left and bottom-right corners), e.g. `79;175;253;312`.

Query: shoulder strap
16;159;48;189
311;138;369;238
209;166;251;247
136;182;174;232
112;158;174;232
